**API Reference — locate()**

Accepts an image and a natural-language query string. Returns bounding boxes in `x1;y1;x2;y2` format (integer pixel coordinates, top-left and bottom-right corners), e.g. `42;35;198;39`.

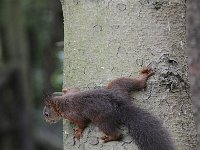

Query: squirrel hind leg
101;134;122;143
97;122;122;142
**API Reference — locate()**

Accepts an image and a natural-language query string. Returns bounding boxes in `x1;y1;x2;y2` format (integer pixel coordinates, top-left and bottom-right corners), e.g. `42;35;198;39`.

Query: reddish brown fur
50;98;63;117
107;67;154;91
43;68;174;150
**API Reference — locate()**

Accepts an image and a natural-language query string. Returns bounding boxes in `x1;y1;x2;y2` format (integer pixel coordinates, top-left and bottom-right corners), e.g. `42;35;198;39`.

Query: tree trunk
61;0;197;149
187;0;200;149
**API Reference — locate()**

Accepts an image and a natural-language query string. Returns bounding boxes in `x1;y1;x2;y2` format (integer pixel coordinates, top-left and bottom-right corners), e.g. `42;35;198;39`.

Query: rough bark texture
187;0;200;149
61;0;197;149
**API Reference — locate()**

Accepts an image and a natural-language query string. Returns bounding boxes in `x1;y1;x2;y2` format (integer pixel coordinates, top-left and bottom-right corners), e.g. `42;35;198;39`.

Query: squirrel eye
44;112;49;117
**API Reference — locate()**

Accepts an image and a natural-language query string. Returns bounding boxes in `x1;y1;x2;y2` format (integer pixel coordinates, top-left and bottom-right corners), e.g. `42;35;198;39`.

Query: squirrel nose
44;112;49;117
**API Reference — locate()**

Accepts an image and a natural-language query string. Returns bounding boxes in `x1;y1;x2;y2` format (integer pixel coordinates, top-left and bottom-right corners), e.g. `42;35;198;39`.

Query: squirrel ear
52;92;63;96
42;90;53;104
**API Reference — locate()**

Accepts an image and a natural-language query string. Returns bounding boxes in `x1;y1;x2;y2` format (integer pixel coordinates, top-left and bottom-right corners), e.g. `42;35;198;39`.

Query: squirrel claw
74;128;83;140
101;134;122;143
140;67;152;74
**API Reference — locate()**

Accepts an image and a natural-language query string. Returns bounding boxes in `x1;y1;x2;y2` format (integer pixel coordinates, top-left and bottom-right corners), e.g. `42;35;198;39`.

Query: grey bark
62;0;197;149
187;0;200;149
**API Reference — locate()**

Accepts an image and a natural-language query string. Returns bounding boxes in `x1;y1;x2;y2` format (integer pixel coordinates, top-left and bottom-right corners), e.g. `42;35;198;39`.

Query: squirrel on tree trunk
43;68;175;150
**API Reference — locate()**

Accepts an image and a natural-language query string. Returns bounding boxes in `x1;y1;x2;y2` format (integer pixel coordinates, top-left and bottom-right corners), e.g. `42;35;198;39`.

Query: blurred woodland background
0;0;63;150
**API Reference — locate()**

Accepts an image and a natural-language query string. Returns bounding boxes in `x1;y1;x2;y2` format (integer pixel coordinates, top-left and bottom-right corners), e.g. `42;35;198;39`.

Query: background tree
0;0;63;149
61;0;197;149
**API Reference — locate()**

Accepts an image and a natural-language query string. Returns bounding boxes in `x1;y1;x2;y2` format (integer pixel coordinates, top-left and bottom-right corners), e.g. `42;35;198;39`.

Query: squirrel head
43;105;61;124
42;88;80;124
43;92;62;124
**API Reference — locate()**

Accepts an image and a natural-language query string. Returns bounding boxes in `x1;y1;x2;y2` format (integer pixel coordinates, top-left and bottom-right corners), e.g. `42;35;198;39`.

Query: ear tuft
42;90;53;104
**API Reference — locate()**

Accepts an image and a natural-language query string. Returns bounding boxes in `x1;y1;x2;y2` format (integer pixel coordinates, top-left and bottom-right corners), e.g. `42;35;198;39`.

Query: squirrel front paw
62;88;70;95
62;87;80;95
140;67;155;77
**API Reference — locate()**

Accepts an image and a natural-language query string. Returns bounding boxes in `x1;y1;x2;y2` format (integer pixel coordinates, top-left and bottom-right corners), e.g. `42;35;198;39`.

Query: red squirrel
43;68;175;150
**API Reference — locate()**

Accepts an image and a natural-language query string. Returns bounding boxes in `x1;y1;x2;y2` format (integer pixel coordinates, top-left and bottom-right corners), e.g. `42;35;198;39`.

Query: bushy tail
119;105;175;150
